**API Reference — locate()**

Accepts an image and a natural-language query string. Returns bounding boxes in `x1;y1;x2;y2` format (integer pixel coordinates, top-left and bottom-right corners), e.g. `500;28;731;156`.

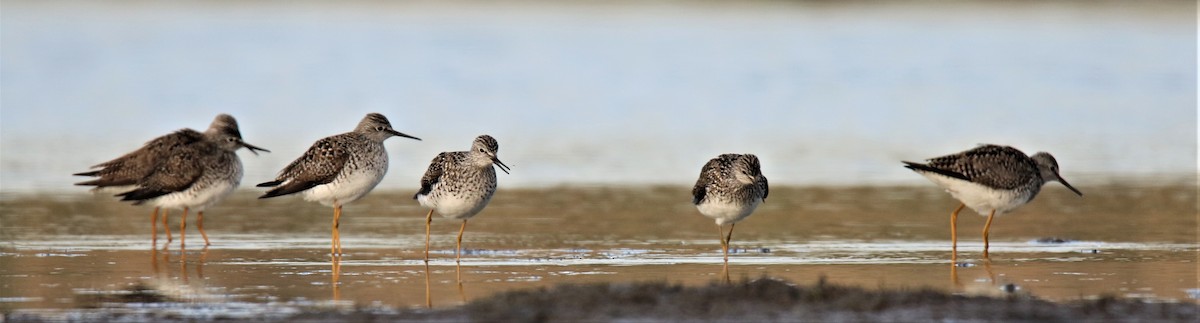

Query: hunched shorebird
692;153;769;263
903;144;1083;259
415;135;511;263
74;114;268;247
257;113;419;255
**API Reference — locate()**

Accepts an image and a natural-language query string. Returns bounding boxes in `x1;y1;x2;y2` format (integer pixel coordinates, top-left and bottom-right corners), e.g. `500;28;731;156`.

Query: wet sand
1;185;1197;320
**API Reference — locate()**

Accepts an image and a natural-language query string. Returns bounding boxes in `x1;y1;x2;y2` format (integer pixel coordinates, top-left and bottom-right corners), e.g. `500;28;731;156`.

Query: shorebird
258;113;419;255
692;153;769;263
415;135;510;262
74;114;268;246
903;144;1083;259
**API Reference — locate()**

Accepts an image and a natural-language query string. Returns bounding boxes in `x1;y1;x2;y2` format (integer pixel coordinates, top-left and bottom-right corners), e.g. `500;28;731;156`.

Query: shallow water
1;185;1196;318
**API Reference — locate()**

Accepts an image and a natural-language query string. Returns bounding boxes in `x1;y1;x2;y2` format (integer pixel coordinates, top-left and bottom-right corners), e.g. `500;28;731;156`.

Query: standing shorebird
903;144;1083;259
74;114;268;247
692;154;769;263
415;135;511;263
258;113;419;255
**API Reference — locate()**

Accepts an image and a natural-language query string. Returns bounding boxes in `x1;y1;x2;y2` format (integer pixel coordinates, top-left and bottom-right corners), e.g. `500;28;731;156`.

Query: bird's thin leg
717;224;727;262
151;207;159;244
424;209;434;262
332;204;342;256
726;223;736;259
456;220;468;263
982;209;996;258
180;207;189;248
163;209;172;243
950;203;964;262
197;211;210;246
337;205;343;255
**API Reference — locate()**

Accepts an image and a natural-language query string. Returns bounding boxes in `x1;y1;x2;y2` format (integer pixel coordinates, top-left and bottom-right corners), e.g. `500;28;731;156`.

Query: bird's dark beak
388;130;421;141
242;142;270;155
1056;173;1083;197
492;157;512;175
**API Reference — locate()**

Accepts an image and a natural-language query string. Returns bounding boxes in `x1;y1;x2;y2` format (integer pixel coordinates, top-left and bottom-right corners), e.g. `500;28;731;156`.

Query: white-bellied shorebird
415;135;510;263
904;144;1083;259
75;114;268;247
258;113;419;255
692;153;769;263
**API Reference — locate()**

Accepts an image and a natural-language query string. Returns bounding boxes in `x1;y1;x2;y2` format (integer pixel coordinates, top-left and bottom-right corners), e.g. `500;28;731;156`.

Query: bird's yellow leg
726;223;736;253
456;220;468;263
725;223;737;263
950;203;964;262
337;205;343;255
424;209;434;262
197;211;210;246
180;207;189;248
332;204;342;256
151;207;159;244
716;224;727;262
982;209;996;258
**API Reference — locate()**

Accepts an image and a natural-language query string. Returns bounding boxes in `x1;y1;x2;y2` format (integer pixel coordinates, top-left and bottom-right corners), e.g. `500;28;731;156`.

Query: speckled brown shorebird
692;153;769;263
258;113;419;255
904;144;1083;259
415;135;510;263
74;114;268;247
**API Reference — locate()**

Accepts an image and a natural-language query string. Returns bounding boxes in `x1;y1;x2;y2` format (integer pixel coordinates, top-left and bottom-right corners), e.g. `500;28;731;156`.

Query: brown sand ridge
288;277;1199;322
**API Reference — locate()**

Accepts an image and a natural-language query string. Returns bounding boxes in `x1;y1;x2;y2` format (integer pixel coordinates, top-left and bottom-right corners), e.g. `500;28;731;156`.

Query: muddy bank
287;278;1198;322
7;277;1197;322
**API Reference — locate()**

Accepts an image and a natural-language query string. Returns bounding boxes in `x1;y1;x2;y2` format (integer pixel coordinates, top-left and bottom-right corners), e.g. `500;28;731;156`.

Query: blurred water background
1;0;1195;192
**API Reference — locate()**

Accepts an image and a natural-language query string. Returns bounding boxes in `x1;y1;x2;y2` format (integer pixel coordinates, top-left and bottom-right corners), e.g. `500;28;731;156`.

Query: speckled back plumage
74;129;206;188
692;154;769;224
905;145;1042;191
692;154;769;205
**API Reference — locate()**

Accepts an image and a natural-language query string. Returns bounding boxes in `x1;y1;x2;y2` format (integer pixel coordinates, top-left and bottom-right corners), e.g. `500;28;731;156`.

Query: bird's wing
115;142;210;203
75;129;204;187
924;145;1037;190
691;156;727;205
758;175;769;201
258;135;350;198
414;152;450;199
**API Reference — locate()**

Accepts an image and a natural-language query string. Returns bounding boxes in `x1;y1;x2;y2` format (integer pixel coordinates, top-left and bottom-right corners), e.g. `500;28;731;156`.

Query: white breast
696;198;761;225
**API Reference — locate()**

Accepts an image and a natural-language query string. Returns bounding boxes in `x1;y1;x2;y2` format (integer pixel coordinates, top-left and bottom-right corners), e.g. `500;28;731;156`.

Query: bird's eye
375;126;385;131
